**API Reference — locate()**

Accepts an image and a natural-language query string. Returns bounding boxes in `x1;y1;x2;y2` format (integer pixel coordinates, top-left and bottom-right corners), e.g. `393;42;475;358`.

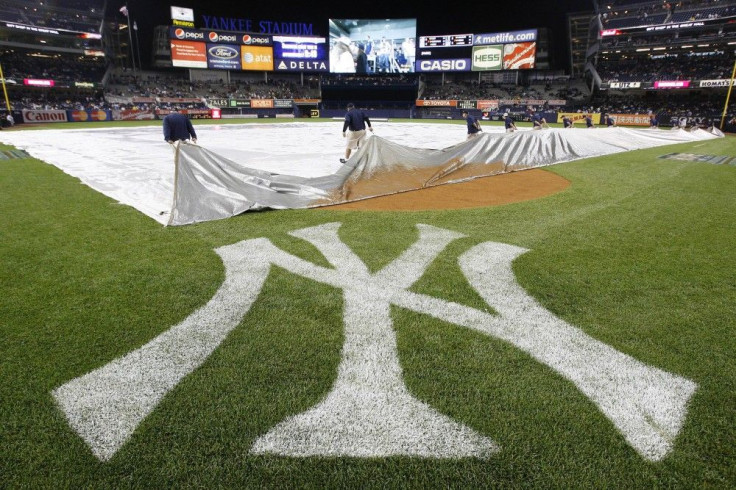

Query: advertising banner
274;59;328;72
610;114;651;126
240;34;272;46
500;99;546;106
609;81;642;89
471;45;503;71
207;98;229;107
24;78;54;87
156;109;211;118
68;110;110;122
477;100;500;110
159;97;202;104
273;99;293;108
415;100;457;107
171;40;207;68
294;99;321;105
457;100;477;110
204;30;240;44
206;43;241;70
474;29;538;45
415;59;471;72
698;79;735;88
241;45;274;70
272;36;326;61
272;35;328;72
169;27;206;42
503;42;536;70
114;109;156;121
654;80;690;89
556;112;601;125
22;109;68;123
251;99;274;108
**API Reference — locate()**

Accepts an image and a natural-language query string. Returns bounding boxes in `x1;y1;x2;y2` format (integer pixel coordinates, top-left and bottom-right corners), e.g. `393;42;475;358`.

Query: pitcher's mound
325;169;570;211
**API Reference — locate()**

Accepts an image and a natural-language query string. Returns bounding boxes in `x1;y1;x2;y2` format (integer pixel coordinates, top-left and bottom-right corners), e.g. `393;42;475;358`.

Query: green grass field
1;120;735;488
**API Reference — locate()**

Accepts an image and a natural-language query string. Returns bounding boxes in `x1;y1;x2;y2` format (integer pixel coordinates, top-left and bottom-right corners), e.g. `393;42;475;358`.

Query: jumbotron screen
169;27;328;72
328;18;417;74
416;29;537;72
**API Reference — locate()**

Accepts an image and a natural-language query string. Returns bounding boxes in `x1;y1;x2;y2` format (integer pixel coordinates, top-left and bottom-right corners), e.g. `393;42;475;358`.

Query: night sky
109;0;595;70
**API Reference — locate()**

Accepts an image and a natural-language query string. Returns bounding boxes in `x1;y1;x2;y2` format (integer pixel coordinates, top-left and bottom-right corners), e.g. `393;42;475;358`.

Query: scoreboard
416;28;537;72
419;34;473;48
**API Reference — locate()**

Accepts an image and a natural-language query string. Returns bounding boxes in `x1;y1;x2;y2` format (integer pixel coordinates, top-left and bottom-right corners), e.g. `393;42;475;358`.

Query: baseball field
1;119;734;487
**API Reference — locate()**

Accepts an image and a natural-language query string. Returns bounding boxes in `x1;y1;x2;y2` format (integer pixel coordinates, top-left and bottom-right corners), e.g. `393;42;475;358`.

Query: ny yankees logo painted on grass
52;223;697;462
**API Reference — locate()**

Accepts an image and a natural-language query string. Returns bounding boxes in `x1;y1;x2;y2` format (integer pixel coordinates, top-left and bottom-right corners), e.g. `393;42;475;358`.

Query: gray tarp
168;127;723;226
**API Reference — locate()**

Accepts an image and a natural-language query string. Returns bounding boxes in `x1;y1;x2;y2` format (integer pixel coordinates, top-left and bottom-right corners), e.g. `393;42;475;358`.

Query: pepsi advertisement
169;27;272;46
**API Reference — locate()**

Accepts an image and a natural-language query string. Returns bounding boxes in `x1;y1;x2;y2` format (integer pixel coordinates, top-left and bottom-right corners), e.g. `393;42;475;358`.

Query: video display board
169;27;327;72
328;18;417;74
416;29;537;72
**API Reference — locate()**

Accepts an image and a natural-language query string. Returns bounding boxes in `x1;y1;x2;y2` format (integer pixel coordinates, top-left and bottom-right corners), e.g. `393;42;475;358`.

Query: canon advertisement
416;29;537;72
169;27;327;72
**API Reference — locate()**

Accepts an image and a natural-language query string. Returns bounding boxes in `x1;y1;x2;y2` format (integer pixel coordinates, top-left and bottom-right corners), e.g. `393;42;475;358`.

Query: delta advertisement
169;27;327;72
272;36;328;72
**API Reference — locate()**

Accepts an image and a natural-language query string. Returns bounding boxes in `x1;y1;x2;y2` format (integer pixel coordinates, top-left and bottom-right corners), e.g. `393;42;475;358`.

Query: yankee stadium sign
201;14;314;35
52;223;697;463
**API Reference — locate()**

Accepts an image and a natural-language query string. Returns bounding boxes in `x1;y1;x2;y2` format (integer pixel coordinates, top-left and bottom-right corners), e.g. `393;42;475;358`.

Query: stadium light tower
120;5;137;76
0;62;11;112
134;21;142;72
719;59;736;130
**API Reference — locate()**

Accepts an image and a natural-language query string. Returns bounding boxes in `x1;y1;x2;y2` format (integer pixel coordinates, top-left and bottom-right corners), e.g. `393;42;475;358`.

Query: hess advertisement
471;45;502;71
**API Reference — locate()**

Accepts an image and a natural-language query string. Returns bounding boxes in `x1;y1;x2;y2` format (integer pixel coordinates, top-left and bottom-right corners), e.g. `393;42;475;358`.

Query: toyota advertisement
169;27;327;72
417;29;537;72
